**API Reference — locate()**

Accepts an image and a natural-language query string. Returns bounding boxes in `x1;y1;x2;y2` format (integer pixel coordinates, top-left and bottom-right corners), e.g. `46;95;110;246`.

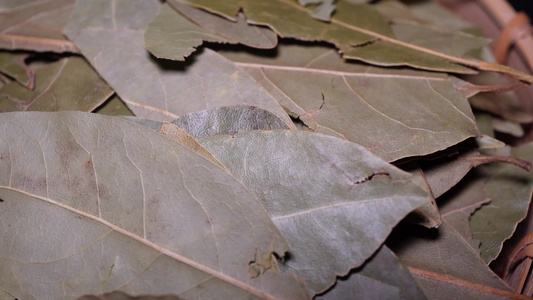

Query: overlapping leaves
0;0;532;299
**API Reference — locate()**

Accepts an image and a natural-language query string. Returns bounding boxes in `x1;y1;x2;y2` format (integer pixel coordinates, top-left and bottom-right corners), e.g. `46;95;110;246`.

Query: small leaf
402;148;529;229
0;0;78;53
0;56;113;112
145;3;230;61
200;130;429;294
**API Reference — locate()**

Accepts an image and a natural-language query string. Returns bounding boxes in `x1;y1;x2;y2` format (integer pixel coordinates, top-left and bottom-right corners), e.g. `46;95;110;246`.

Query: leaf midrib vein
236;62;448;81
272;195;408;221
408;266;528;299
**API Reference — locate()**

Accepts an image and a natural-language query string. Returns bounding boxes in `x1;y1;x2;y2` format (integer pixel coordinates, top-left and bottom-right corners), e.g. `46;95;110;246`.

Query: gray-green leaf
200;130;429;294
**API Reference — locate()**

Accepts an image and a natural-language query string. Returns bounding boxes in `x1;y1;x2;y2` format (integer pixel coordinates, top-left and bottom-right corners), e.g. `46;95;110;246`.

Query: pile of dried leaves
1;0;533;299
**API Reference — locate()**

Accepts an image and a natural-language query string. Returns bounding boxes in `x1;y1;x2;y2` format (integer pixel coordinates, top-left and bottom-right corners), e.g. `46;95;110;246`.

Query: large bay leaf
316;246;427;300
0;111;309;299
181;0;533;81
217;43;479;162
0;56;113;112
146;2;276;61
388;223;520;299
470;142;533;263
0;51;34;88
0;0;77;53
64;0;293;128
199;130;429;294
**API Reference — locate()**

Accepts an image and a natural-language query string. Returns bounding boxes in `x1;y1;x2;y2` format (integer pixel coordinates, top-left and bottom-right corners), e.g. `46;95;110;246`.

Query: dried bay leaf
199;130;430;294
0;0;77;53
0;51;34;88
471;142;533;263
180;0;466;73
388;223;519;299
402;149;529;229
418;151;488;199
64;0;293;127
316;246;427;300
144;3;230;61
439;171;490;252
217;43;480;162
170;1;277;50
0;56;113;112
181;0;533;82
0;111;309;299
145;3;276;61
